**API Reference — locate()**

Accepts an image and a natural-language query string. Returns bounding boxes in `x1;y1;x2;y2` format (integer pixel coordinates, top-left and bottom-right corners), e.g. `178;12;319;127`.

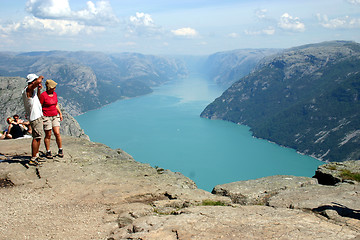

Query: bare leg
31;138;41;158
44;129;52;151
53;126;62;149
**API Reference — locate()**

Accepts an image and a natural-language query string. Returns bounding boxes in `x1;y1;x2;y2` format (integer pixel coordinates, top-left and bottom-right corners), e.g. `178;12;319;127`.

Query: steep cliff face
0;51;188;116
0;76;88;138
201;41;360;162
204;49;280;87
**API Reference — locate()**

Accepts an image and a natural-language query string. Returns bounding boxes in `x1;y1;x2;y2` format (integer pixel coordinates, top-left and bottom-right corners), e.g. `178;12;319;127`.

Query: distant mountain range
201;41;360;162
0;51;188;115
1;42;359;163
204;49;280;87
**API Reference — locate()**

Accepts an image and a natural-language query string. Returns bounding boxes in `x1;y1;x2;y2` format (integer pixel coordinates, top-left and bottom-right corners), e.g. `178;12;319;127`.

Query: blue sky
0;0;359;55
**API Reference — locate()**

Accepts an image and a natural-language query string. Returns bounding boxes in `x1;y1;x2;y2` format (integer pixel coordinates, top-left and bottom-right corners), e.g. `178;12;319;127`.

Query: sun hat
46;79;57;89
26;73;39;83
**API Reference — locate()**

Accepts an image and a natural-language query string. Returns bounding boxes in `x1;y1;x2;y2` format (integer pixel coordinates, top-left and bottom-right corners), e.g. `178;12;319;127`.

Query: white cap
26;73;39;83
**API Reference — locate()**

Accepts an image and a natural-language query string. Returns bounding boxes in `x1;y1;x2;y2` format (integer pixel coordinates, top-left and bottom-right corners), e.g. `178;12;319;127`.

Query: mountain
0;76;88;138
201;41;360;162
0;51;188;115
204;49;281;87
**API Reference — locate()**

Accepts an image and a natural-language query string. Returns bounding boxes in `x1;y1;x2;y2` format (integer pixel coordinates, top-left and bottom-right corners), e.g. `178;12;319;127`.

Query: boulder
212;175;317;205
313;160;360;185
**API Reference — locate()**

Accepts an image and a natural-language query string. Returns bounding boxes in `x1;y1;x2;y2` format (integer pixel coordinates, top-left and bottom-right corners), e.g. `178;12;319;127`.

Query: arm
7;124;12;133
7;124;13;138
26;75;44;97
56;104;63;121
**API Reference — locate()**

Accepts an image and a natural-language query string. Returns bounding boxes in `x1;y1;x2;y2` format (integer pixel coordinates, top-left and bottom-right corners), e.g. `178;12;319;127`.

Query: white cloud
317;14;360;29
74;1;119;25
347;0;360;4
278;13;305;32
26;0;71;19
0;0;117;37
127;12;162;37
228;32;239;38
244;26;275;36
171;27;198;38
0;16;104;36
129;12;154;27
0;22;21;34
26;0;119;26
255;9;268;20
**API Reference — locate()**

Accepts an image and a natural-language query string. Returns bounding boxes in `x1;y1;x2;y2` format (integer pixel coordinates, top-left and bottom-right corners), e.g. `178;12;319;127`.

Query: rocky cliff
0;136;359;239
0;76;88;139
0;51;188;116
201;41;360;162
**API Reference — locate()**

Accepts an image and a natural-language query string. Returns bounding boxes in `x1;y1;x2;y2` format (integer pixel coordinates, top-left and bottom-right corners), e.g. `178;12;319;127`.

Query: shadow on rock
0;155;31;169
313;202;360;220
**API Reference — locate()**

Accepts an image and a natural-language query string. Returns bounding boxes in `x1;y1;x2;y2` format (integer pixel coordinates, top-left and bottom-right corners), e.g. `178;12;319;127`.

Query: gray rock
268;183;360;232
0;137;359;239
314;160;360;185
212;175;318;205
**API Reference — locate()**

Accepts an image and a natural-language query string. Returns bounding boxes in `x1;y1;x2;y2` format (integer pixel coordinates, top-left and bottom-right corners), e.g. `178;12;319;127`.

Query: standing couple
22;73;63;165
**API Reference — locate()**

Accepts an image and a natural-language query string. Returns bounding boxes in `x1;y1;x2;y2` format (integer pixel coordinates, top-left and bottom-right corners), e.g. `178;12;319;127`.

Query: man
22;73;44;165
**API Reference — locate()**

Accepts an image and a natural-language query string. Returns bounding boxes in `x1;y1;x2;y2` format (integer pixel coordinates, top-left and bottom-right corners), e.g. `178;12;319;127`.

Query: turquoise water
76;75;322;191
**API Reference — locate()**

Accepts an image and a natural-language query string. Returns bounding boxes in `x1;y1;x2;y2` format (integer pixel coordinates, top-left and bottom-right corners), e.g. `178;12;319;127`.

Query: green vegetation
201;199;227;206
326;165;337;171
340;169;360;182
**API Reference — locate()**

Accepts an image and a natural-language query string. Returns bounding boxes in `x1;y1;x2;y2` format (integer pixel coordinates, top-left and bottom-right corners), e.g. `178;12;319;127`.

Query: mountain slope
201;41;360;162
204;49;280;87
0;51;187;115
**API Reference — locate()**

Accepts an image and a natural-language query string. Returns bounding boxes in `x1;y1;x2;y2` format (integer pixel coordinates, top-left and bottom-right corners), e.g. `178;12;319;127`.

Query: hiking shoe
28;157;42;166
58;149;64;158
36;153;46;161
45;151;53;159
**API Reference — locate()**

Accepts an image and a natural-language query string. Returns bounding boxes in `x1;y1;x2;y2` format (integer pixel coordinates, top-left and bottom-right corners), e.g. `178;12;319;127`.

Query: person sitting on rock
0;130;5;140
12;114;31;134
5;117;24;139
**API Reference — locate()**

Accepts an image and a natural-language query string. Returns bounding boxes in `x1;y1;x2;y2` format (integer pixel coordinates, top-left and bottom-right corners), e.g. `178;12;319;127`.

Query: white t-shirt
22;86;43;122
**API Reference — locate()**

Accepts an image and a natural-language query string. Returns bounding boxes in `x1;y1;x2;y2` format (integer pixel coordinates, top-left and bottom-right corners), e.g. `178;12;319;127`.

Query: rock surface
314;160;360;185
212;175;318;205
0;137;359;239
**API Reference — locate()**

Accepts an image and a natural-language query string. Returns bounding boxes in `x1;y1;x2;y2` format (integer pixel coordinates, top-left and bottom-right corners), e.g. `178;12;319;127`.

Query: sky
0;0;359;55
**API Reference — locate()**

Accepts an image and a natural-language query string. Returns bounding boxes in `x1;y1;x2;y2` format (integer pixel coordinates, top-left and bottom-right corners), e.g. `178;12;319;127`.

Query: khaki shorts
31;117;44;139
43;116;61;131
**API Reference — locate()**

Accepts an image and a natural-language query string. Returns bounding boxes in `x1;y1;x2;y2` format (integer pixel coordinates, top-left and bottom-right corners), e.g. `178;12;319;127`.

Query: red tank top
40;91;58;116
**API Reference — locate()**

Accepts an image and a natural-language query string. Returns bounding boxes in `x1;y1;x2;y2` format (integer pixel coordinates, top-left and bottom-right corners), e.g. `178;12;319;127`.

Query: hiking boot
28;157;42;166
45;151;53;159
36;153;46;162
58;148;64;158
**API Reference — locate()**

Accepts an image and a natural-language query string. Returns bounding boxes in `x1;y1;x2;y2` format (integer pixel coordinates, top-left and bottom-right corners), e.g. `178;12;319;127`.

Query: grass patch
201;200;227;206
340;169;360;182
326;165;337;170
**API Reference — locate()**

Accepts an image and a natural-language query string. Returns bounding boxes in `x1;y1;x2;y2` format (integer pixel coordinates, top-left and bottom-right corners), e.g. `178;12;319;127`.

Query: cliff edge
0;136;359;239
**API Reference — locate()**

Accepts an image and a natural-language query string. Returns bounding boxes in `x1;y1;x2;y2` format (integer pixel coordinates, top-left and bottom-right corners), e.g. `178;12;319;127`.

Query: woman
39;79;63;158
6;117;24;139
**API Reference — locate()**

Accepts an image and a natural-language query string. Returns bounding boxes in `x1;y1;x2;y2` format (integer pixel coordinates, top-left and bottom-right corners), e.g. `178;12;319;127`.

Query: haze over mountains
0;40;359;163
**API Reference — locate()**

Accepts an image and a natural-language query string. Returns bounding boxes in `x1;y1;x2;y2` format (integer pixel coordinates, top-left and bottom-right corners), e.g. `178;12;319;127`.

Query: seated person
6;117;24;139
13;114;31;134
0;131;5;140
